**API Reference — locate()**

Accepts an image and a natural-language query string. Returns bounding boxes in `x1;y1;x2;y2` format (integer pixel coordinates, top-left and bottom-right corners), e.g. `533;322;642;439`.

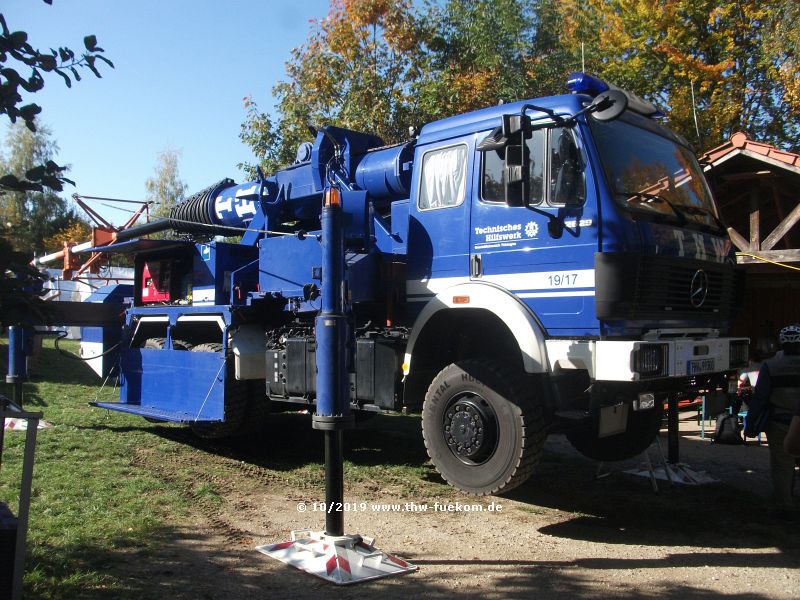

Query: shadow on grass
80;412;800;557
0;343;102;407
79;411;432;471
84;405;799;540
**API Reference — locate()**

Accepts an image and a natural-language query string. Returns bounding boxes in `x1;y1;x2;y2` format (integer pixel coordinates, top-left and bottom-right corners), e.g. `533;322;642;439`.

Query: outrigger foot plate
257;530;417;585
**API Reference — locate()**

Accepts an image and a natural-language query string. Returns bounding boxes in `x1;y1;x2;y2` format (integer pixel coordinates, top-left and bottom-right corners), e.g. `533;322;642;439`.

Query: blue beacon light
566;72;610;96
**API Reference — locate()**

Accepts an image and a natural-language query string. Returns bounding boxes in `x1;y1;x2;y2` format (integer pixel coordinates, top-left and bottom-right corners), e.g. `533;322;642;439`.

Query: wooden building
702;133;800;356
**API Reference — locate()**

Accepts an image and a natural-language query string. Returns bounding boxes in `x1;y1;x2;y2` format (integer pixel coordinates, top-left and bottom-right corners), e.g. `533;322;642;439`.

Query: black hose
114;218;172;241
113;178;236;242
52;330;122;361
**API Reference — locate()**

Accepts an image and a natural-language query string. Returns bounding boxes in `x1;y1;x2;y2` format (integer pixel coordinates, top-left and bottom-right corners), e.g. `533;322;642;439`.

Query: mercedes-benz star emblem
690;270;709;308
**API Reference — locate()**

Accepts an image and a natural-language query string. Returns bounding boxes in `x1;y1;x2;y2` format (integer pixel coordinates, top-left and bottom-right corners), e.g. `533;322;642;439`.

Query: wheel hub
443;395;498;464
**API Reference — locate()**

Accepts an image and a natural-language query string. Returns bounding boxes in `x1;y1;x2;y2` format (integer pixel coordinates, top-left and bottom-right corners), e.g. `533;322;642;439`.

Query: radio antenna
690;80;703;149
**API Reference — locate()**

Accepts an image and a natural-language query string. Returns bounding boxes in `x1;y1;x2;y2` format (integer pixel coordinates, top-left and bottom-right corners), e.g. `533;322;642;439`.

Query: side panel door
470;124;601;336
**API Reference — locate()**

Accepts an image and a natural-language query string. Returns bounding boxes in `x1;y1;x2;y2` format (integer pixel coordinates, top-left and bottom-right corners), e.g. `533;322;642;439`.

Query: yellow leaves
345;0;394;28
444;68;500;112
655;42;731;81
43;219;91;254
320;0;417;56
778;61;800;115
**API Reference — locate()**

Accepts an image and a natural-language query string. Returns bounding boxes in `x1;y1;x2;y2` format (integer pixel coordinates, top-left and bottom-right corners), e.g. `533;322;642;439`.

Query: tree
415;0;540;118
239;0;572;171
0;121;70;255
1;0;112;326
145;148;187;221
556;0;800;151
42;213;91;253
241;0;798;173
238;96;282;178
0;0;113;194
243;0;428;173
764;0;800;115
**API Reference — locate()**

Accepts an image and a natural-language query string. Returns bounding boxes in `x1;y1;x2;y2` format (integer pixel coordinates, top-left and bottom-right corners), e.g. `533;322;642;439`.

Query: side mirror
502;114;525;137
589;89;628;122
504;143;527;207
502;114;530;207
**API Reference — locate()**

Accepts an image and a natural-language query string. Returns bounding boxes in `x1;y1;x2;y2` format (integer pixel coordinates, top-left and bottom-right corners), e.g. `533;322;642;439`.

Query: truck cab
402;75;747;493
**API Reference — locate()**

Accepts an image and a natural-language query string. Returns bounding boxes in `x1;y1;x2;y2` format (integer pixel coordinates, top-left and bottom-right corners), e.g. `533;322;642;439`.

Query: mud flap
598;403;629;438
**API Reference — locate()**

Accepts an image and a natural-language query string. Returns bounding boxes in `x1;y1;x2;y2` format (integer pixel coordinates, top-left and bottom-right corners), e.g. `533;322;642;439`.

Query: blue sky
2;0;332;225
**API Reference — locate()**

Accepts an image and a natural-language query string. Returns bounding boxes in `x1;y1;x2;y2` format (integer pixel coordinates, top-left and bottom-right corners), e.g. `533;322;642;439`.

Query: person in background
784;401;800;457
737;347;769;413
746;324;800;516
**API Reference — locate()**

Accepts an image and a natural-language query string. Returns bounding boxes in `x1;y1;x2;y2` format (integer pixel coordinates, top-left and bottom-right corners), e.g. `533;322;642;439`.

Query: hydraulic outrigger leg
257;187;417;584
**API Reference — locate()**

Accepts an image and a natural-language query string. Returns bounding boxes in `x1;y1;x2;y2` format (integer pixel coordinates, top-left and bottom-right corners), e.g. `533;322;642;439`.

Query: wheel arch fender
404;282;549;376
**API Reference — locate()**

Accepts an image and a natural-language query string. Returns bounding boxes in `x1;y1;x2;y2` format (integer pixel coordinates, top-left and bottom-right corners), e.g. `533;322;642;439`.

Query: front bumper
546;336;749;382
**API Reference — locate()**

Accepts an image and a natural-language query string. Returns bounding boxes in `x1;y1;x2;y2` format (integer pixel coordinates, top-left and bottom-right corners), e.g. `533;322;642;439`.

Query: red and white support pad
257;530;417;585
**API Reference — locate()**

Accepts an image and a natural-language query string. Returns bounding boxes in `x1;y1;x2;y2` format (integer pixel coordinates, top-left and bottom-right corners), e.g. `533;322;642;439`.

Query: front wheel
422;359;545;496
565;403;664;462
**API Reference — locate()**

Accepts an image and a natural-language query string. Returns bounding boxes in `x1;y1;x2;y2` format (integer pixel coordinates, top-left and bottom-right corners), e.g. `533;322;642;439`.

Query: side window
482;129;546;204
549;128;585;206
418;144;468;210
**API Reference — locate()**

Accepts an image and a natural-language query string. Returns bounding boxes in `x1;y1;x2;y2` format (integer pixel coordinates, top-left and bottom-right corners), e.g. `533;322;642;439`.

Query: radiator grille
595;253;743;323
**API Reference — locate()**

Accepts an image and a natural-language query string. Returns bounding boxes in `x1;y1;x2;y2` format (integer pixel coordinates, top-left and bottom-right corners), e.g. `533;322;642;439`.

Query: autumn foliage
240;0;799;173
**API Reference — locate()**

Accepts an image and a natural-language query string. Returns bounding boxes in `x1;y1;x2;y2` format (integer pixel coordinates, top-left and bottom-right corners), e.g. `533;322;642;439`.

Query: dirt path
125;413;799;600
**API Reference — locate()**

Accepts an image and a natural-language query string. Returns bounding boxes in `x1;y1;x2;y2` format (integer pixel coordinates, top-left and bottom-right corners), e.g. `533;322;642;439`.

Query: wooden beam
727;226;750;251
762;199;800;251
770;184;794;249
737;249;800;264
721;170;778;182
717;190;750;210
749;188;760;250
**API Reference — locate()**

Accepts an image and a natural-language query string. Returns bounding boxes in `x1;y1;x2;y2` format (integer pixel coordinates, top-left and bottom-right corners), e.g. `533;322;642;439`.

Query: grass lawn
1;337;191;598
0;336;437;598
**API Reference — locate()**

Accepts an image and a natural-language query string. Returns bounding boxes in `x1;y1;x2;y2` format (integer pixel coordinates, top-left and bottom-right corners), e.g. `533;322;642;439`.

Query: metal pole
0;395;7;472
312;189;354;538
324;430;345;536
6;326;27;408
667;394;680;464
12;416;39;600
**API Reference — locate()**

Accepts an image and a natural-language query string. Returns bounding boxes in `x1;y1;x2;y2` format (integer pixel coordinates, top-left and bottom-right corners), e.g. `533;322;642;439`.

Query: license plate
688;358;715;375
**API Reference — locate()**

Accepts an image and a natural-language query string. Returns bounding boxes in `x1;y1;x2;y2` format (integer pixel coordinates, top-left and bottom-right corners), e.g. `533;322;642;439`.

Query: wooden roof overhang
702;132;800;270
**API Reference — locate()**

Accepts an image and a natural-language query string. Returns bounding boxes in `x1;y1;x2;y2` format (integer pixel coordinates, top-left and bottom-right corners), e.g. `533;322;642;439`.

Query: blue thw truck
79;73;747;495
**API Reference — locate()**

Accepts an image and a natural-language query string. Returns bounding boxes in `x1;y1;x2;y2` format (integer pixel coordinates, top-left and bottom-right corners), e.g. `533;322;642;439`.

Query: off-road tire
422;359;545;496
188;343;269;438
143;337;193;350
565;403;664;462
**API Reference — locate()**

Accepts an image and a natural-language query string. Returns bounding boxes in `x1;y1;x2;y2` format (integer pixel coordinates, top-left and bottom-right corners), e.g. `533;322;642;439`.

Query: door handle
471;254;482;278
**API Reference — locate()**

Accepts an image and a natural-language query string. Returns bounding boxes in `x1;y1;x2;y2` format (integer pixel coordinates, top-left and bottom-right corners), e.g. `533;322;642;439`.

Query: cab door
470;124;600;336
406;137;474;311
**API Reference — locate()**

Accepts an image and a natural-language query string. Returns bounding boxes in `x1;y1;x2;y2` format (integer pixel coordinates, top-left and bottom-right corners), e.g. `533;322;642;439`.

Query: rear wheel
143;337;193;350
422;359;545;495
188;343;269;438
565;403;664;462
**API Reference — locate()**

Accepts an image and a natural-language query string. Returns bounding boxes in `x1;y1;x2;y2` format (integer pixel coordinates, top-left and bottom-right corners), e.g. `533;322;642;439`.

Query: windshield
589;113;719;230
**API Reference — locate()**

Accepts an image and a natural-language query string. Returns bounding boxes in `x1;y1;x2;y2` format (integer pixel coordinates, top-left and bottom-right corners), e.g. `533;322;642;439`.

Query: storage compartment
266;334;404;409
355;336;403;409
266;337;317;399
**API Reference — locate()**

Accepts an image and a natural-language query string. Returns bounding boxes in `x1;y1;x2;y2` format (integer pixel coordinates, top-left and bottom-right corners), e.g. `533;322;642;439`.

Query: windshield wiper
670;203;726;232
618;191;686;224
